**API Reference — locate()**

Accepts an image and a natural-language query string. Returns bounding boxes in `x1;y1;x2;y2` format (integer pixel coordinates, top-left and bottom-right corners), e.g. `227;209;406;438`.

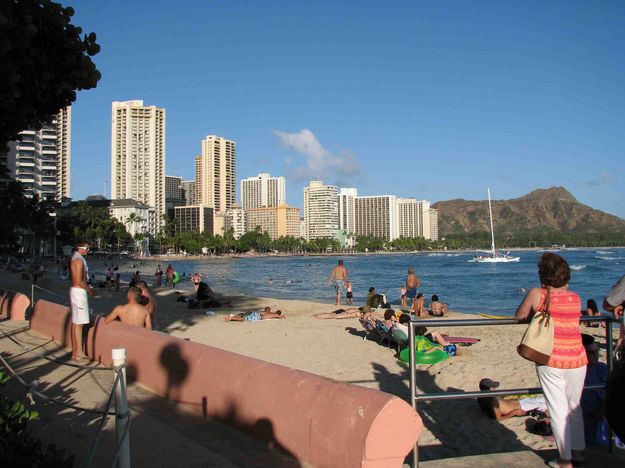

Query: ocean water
156;248;625;316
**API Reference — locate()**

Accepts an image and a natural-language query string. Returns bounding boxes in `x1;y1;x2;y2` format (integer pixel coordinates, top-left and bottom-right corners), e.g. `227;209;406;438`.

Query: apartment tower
111;100;166;217
195;135;236;212
354;195;399;241
8;107;71;201
303;181;338;240
240;173;286;210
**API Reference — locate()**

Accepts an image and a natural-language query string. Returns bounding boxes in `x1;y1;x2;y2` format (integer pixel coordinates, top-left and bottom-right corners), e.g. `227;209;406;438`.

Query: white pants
536;365;587;460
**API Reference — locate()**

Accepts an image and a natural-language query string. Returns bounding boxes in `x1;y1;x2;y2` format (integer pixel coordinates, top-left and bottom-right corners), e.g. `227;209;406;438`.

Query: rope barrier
31;284;69;304
0;352;119;416
0;325;114;371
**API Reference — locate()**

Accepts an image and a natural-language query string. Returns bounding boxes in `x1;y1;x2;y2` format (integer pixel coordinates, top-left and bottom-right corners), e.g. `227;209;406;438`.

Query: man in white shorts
69;242;95;361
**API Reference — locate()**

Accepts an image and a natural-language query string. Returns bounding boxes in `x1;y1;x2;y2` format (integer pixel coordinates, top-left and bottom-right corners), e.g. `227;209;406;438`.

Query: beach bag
517;289;554;365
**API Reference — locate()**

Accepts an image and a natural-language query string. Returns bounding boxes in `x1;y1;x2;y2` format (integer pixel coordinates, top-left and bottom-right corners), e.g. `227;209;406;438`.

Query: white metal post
112;347;131;468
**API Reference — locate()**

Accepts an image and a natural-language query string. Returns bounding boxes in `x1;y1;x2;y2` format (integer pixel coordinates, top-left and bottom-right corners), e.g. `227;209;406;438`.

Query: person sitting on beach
581;334;609;446
582;299;600;327
477;378;548;421
135;280;156;329
393;313;456;356
429;294;449;317
225;307;285;322
186;279;221;309
366;287;387;309
103;286;152;329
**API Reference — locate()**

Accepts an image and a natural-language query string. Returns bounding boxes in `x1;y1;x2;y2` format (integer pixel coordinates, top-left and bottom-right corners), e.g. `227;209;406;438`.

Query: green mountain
432;187;625;237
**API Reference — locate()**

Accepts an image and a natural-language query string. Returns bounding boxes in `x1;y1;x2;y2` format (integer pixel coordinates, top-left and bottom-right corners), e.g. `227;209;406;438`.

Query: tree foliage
57;202;131;250
0;0;101;147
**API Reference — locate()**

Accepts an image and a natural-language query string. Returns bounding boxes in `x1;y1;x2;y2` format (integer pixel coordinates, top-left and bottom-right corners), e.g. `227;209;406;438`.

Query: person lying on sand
314;306;379;320
104;286;152;329
478;378;548;421
225;307;285;322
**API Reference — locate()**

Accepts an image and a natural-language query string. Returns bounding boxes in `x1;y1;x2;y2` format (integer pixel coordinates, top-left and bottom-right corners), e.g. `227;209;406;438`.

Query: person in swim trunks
329;260;348;305
225;307;286;322
405;268;424;316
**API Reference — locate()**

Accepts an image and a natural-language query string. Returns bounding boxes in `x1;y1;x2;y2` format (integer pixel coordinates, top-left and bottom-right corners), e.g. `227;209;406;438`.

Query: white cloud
274;129;360;182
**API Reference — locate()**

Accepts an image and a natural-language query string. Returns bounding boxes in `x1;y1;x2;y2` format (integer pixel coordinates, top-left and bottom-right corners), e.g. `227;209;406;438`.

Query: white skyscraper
397;198;420;238
240;173;286;210
303;181;338;240
111;100;166;217
338;188;357;233
354;195;399;241
195;135;236;212
8;107;71;201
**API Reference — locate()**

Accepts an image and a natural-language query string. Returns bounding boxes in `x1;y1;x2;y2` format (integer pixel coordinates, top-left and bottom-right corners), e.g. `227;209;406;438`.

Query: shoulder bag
517;288;554;365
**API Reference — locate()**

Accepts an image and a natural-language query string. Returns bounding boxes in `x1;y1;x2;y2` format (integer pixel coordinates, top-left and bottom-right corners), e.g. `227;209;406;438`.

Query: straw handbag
517;289;554;365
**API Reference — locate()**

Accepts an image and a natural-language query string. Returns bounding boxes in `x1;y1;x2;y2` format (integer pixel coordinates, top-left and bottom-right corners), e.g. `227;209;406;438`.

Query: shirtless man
135;280;156;329
329;260;348;305
69;242;96;361
104;286;152;328
429;294;449;317
406;268;424;316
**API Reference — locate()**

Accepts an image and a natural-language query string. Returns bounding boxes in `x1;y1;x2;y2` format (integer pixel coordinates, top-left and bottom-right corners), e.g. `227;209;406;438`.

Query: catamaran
473;188;520;263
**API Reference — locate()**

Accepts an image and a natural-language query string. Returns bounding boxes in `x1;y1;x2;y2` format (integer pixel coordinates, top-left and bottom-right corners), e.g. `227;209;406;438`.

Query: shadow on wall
154;340;299;465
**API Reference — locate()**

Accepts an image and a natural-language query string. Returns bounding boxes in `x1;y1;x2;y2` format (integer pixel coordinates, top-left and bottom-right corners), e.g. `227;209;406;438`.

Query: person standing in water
329;260;348;305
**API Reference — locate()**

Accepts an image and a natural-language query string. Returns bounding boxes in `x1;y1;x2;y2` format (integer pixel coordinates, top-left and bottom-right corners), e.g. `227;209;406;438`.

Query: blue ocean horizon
158;248;625;316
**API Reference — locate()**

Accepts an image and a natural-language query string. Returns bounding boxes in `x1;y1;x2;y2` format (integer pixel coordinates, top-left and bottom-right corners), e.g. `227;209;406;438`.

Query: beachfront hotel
354;195;400;241
224;203;246;239
240;173;286;210
245;205;301;240
303;181;339;240
6;107;72;202
174;205;214;234
109;198;157;238
110;100;166;218
194;135;236;213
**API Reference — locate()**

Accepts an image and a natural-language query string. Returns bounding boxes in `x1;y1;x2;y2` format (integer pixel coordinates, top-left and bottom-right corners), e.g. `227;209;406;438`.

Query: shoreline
127;245;623;262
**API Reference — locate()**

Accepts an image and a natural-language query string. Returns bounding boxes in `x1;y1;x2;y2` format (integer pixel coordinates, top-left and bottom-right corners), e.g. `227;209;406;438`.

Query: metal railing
407;315;620;467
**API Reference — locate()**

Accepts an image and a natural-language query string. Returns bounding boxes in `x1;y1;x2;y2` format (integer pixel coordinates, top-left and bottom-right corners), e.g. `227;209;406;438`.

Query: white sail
473;188;520;263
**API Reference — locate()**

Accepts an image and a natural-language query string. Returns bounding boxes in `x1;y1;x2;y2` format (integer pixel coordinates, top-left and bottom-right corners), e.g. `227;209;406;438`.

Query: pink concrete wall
28;299;423;467
0;290;31;320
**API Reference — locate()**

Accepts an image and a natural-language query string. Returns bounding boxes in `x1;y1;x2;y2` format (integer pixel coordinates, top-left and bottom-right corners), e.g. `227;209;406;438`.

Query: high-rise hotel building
8;107;71;201
240;173;286;210
195;135;236;212
354;195;399;241
111;100;166;217
303;181;338;240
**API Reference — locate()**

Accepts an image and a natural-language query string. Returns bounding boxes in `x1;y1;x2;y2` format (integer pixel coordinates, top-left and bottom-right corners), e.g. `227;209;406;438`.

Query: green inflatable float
172;271;181;285
398;336;449;364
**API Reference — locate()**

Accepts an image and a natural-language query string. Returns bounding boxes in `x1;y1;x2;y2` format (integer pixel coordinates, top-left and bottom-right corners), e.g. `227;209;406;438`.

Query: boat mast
488;188;496;254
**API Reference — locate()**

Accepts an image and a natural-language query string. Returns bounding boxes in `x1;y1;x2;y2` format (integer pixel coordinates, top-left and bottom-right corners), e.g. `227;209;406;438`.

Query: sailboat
473;189;520;263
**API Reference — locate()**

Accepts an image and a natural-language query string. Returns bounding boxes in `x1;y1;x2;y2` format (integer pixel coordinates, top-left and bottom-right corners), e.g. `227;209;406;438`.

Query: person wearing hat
69;242;95;361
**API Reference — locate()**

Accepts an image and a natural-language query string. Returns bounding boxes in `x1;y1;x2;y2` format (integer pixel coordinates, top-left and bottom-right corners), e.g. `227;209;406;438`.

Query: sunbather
225;307;285;322
478;378;548;421
314;306;378;320
429;294;449;317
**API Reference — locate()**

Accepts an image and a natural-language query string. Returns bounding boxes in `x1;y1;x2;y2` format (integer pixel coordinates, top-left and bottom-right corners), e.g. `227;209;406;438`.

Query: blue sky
69;1;625;217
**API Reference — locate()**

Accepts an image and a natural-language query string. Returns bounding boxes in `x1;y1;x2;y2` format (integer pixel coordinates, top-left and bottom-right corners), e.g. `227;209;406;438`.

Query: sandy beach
1;256;617;462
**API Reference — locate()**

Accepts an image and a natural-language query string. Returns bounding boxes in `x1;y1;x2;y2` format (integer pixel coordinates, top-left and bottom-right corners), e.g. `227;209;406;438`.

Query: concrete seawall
28;299;423;467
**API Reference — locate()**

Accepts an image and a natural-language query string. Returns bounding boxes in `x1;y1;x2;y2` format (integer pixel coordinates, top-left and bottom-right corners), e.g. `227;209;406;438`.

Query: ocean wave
428;253;445;256
570;264;586;271
595;256;625;261
596;251;614;255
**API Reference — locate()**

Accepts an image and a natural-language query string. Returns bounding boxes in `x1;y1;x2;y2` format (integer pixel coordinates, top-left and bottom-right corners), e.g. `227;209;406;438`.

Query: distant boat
473;189;520;263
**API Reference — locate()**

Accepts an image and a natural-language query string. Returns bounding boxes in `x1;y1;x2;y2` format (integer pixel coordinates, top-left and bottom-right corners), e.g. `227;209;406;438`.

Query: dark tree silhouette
0;0;101;147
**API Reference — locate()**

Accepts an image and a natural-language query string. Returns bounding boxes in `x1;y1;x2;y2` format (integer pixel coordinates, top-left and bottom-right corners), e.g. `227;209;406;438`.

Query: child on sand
346;281;353;304
400;286;407;309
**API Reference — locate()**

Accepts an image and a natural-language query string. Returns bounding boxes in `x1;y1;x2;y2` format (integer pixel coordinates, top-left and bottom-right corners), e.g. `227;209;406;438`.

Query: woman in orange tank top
515;253;587;468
